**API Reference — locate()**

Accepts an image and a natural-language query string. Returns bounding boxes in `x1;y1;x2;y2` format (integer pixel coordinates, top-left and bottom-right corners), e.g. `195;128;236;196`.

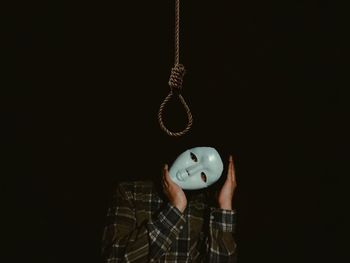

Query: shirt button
210;215;215;220
180;225;183;230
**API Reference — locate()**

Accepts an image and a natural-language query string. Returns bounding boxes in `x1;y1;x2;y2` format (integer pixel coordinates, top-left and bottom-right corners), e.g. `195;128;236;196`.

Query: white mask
169;147;224;190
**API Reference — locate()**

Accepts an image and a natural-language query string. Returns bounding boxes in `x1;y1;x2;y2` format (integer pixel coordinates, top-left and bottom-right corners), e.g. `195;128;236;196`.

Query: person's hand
217;155;237;210
162;164;187;213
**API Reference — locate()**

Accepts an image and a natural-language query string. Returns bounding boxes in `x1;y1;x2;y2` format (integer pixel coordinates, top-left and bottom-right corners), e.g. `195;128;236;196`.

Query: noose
158;0;193;137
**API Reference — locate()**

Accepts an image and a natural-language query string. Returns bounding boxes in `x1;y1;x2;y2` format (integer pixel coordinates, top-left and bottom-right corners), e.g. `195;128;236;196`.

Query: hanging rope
158;0;193;137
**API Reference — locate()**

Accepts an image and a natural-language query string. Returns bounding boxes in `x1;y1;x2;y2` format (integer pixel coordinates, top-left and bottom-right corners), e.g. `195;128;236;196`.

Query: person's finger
226;155;232;181
162;174;167;187
163;164;170;187
164;164;173;184
162;164;168;175
227;155;235;183
230;155;237;183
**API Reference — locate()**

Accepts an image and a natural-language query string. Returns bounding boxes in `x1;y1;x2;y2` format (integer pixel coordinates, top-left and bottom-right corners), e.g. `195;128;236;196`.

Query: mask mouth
176;169;190;181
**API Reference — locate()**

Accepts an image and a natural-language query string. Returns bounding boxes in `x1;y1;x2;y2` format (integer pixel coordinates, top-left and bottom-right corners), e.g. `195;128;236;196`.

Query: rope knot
168;64;186;91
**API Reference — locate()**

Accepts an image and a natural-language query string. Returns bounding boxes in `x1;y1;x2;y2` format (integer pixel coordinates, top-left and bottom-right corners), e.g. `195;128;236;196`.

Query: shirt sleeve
206;207;238;263
101;183;186;263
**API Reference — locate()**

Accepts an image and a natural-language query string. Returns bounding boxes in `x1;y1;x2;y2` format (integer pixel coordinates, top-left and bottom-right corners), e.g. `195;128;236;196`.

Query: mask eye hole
201;172;207;183
190;152;198;162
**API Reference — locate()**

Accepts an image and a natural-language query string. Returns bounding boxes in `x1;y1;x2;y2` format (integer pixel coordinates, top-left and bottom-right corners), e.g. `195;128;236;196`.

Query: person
101;153;237;263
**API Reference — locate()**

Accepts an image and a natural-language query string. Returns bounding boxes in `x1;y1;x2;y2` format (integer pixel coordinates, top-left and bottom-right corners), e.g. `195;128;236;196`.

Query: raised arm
207;155;238;262
102;163;189;263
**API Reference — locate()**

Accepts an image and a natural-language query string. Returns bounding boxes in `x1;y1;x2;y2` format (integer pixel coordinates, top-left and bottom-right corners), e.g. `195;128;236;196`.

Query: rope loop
168;64;186;92
158;91;193;137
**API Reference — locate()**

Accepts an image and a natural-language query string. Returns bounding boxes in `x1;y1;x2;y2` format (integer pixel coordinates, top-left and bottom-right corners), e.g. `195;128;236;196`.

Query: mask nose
176;164;203;181
187;164;203;175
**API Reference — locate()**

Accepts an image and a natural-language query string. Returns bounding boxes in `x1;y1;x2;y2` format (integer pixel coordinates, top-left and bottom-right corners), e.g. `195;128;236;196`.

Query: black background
4;0;348;262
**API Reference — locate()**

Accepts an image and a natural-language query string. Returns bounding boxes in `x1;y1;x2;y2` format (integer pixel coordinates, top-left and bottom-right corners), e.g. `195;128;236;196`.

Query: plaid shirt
102;181;237;263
